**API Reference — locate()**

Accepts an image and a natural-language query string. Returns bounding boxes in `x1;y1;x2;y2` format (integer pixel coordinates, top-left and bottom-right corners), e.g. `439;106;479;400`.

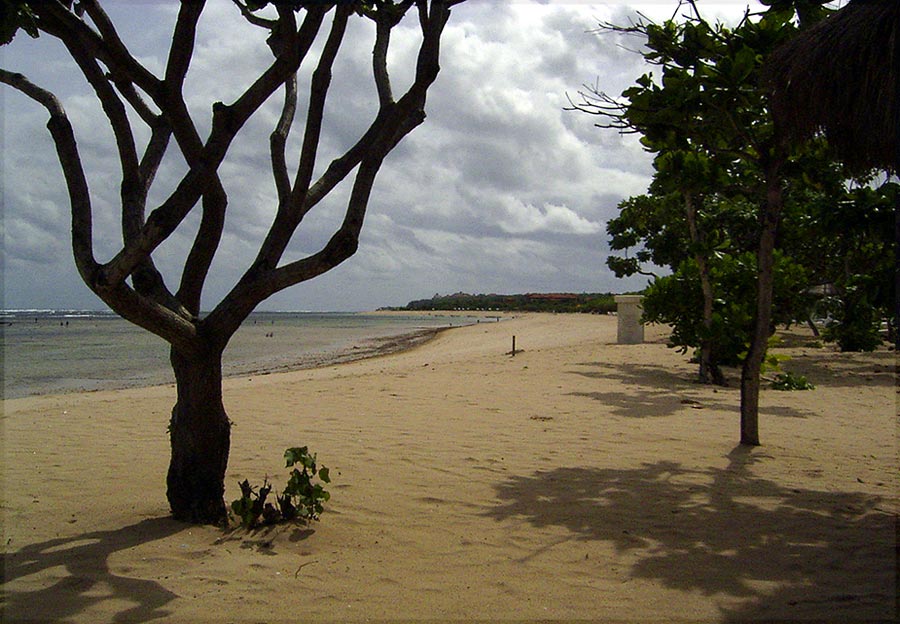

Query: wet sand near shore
2;313;896;622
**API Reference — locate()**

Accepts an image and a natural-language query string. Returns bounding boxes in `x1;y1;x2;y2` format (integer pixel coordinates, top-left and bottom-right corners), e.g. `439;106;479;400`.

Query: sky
2;1;776;312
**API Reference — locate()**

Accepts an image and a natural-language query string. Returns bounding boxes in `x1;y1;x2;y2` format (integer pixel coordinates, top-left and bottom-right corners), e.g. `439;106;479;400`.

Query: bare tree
1;0;465;524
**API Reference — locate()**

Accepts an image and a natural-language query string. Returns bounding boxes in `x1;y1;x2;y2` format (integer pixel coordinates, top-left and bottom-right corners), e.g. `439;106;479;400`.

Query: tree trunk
739;157;784;446
894;194;899;351
805;314;820;337
697;259;721;384
166;345;231;525
684;192;726;386
697;285;726;386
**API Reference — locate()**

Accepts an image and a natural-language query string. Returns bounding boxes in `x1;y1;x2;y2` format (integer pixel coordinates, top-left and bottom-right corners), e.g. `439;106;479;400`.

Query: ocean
1;310;484;399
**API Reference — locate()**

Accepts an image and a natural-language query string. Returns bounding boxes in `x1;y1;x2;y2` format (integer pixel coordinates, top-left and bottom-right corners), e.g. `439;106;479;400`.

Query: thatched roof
765;0;899;173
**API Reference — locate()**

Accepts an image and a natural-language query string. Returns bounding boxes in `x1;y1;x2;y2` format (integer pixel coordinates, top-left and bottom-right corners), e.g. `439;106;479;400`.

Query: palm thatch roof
765;0;899;173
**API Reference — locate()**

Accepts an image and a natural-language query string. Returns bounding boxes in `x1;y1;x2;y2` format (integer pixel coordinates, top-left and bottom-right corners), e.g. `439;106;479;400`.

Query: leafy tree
804;181;897;351
1;0;465;524
570;2;838;444
607;187;766;384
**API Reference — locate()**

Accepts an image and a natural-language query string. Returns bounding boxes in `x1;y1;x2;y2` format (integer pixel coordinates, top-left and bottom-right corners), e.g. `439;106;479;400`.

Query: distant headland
382;292;626;314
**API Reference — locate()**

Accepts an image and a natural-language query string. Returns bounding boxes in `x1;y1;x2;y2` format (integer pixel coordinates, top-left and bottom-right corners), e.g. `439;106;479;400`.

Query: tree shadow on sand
566;361;738;419
1;517;182;622
484;447;896;622
568;361;822;420
777;348;896;389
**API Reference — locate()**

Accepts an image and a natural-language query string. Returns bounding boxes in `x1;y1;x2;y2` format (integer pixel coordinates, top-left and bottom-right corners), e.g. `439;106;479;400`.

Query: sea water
1;310;481;399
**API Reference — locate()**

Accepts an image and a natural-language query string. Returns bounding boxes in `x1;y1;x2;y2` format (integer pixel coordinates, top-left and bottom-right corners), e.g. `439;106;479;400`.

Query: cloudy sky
3;1;773;312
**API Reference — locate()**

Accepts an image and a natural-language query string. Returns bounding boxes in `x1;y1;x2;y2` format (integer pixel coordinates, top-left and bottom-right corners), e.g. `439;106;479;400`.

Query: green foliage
760;350;789;375
799;182;896;352
279;446;331;523
753;335;791;375
642;252;812;367
230;446;331;530
606;192;687;277
577;3;891;386
582;10;805;383
612;10;800;167
820;275;885;352
771;371;815;391
606;191;759;279
759;0;832;27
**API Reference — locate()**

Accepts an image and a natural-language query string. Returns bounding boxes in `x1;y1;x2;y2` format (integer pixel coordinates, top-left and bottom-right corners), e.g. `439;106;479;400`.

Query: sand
1;313;897;622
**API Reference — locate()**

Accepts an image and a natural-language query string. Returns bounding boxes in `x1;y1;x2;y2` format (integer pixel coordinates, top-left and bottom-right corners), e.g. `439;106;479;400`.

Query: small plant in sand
771;371;816;391
231;447;331;530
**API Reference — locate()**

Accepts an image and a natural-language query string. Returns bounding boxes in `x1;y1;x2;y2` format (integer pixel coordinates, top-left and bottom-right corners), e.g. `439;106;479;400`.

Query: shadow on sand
567;359;839;420
484;447;897;622
1;517;183;623
566;361;748;419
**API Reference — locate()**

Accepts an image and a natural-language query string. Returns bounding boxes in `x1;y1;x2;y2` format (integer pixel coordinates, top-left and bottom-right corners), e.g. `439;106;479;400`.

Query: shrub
231;446;331;530
771;371;815;391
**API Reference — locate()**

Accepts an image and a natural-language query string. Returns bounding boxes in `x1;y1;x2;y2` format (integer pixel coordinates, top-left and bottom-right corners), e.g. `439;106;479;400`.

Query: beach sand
2;313;896;622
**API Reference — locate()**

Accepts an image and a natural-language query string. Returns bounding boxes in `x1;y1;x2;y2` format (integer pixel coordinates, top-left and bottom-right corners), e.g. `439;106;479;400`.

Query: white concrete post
614;295;644;344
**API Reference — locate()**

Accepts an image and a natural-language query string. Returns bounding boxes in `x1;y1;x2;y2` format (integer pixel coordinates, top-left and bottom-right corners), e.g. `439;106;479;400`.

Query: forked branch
207;1;456;336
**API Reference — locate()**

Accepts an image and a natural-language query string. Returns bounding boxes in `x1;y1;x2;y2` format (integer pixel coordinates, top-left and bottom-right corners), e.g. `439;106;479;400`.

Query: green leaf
730;46;757;82
771;371;815;391
284;446;309;467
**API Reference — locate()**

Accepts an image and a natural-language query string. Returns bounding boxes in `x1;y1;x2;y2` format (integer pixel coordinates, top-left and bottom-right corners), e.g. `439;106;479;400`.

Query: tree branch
97;282;201;355
268;6;351;263
208;1;455;334
291;7;352;208
267;154;385;293
268;7;302;204
1;68;197;344
99;7;329;293
270;75;297;204
81;0;131;61
164;0;205;91
231;0;278;29
565;86;635;131
36;3;163;100
158;1;230;317
28;4;195;319
0;69;98;284
46;7;197;318
372;12;395;107
113;78;160;125
302;0;449;210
